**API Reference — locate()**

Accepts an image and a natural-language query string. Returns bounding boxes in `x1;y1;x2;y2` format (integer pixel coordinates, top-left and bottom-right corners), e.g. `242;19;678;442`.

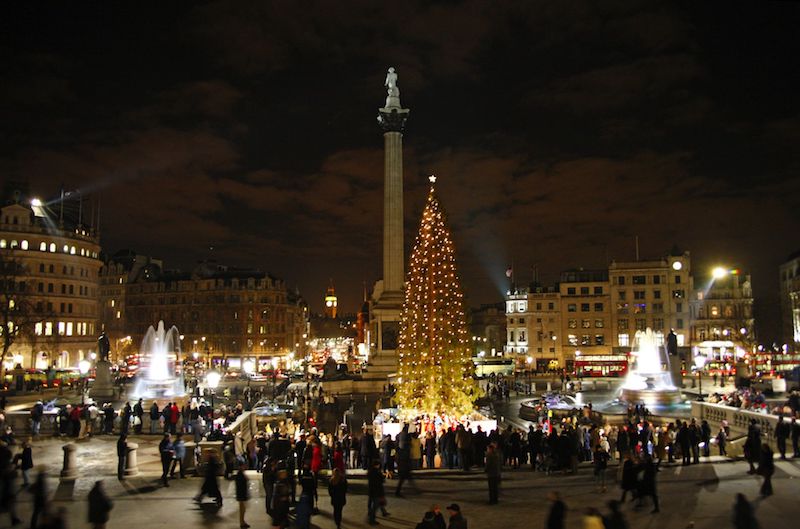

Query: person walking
235;462;250;529
745;419;762;474
758;443;774;497
328;468;348;529
446;504;467;529
367;459;389;525
637;455;660;513
700;420;712;457
593;444;609;493
159;433;174;487
170;433;186;478
149;401;160;434
30;401;44;438
716;426;728;457
733;493;758;529
602;500;628;529
792;416;800;458
775;416;790;459
484;442;502;504
194;454;223;507
546;491;566;529
88;480;113;529
619;454;637;503
13;439;34;488
30;470;47;529
0;440;22;526
133;399;144;435
117;434;127;480
270;467;291;529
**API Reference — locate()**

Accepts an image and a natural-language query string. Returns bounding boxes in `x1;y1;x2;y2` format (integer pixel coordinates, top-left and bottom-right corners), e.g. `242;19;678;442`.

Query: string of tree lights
396;176;478;417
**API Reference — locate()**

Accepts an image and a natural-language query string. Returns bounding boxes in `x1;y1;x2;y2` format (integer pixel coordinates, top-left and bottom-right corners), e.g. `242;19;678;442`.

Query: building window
66;322;73;336
568;319;577;328
618;319;629;330
594;286;603;295
635;319;647;331
617;303;629;314
652;303;664;313
580;287;589;295
653;275;661;285
595;334;604;345
633;275;646;284
548;303;554;310
518;318;525;324
20;240;28;250
581;334;591;346
581;303;590;312
594;303;603;312
57;321;66;335
568;334;578;346
676;303;683;312
653;318;664;330
618;333;630;346
672;290;685;299
40;242;47;251
568;304;577;312
710;305;719;317
634;290;645;300
116;311;121;319
45;322;53;336
509;331;515;342
49;243;56;252
582;319;591;328
724;305;734;318
567;287;576;295
634;303;646;314
618;277;626;285
0;240;5;248
654;290;661;299
618;291;626;300
595;319;604;328
536;303;542;310
675;275;682;284
519;331;526;342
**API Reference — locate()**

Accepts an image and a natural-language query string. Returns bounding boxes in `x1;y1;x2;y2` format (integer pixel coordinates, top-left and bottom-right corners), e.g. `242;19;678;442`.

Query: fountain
132;321;186;399
619;328;682;407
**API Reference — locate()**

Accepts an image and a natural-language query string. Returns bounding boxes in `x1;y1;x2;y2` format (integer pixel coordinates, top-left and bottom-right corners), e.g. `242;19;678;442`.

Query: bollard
531;382;536;393
183;441;197;475
124;442;140;477
60;443;78;481
546;382;552;392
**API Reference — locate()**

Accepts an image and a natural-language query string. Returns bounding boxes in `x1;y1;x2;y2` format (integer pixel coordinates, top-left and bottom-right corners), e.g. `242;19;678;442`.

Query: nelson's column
368;67;410;389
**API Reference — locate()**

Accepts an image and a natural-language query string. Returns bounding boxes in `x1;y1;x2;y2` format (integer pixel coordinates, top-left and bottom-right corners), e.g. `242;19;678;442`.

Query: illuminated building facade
106;259;307;371
0;194;102;369
690;270;755;368
779;251;800;347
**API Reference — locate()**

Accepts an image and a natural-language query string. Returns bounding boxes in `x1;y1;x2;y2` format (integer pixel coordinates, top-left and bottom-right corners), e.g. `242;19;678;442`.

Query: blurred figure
603;500;628;529
13;439;34;487
758;443;774;497
546;491;566;529
582;507;604;529
194;454;223;507
0;440;22;525
235;462;250;529
328;468;348;529
88;480;113;529
733;493;759;529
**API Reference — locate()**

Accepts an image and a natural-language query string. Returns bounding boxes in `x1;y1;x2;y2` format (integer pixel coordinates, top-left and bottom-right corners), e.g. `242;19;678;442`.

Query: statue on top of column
384;67;400;107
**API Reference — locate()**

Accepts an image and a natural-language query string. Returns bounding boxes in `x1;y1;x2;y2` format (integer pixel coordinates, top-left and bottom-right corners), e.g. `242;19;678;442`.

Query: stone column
60;443;78;481
124;442;140;477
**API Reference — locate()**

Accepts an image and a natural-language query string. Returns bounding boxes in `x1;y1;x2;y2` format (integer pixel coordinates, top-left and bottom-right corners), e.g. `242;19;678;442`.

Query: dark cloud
1;1;799;341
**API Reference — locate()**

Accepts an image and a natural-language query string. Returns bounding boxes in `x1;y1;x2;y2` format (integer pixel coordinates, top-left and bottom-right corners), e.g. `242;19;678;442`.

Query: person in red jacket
169;402;179;434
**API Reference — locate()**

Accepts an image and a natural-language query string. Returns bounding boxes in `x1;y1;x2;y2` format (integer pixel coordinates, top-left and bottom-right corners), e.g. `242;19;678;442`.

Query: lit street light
206;370;221;409
712;267;728;280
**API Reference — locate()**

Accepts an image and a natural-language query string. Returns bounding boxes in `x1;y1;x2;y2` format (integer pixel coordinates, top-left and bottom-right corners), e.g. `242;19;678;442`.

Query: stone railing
691;401;778;441
226;410;256;454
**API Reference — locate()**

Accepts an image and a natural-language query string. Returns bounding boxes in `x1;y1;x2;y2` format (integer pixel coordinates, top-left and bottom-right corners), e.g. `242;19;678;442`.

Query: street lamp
693;354;707;401
711;267;728;280
206;370;221;409
79;359;91;404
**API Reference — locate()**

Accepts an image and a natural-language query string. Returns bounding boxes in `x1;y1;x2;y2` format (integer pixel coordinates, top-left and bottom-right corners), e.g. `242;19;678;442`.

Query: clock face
326;300;333;307
672;261;683;271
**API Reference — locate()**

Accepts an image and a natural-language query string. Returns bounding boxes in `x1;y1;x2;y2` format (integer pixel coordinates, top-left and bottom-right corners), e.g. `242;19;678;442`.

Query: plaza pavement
9;435;800;529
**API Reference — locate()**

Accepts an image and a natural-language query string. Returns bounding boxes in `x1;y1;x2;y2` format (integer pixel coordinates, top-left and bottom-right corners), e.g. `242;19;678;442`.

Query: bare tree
0;252;46;381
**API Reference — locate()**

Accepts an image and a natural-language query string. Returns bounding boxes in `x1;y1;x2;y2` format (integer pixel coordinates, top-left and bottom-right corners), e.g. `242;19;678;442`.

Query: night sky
2;2;799;341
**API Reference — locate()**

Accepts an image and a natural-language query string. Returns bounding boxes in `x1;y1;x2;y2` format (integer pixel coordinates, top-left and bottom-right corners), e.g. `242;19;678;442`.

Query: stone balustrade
691;401;779;441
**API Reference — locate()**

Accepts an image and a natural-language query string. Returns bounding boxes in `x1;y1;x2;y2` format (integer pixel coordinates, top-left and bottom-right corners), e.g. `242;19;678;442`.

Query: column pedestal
60;443;78;481
124;442;140;477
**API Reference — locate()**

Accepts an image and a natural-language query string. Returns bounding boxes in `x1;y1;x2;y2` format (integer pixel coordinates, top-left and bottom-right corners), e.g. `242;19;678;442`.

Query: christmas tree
396;176;477;417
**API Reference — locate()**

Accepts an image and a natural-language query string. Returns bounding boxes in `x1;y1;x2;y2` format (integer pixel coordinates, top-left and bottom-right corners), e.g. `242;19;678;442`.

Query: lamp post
694;354;707;402
78;359;91;405
206;370;221;410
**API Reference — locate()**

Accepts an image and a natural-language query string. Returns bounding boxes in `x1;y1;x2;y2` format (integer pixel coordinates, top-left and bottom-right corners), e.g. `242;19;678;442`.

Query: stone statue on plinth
90;331;116;399
384;67;401;108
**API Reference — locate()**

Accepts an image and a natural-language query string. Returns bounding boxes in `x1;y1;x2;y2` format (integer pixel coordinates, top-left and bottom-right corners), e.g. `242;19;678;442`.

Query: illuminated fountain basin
619;328;682;407
132;321;185;399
